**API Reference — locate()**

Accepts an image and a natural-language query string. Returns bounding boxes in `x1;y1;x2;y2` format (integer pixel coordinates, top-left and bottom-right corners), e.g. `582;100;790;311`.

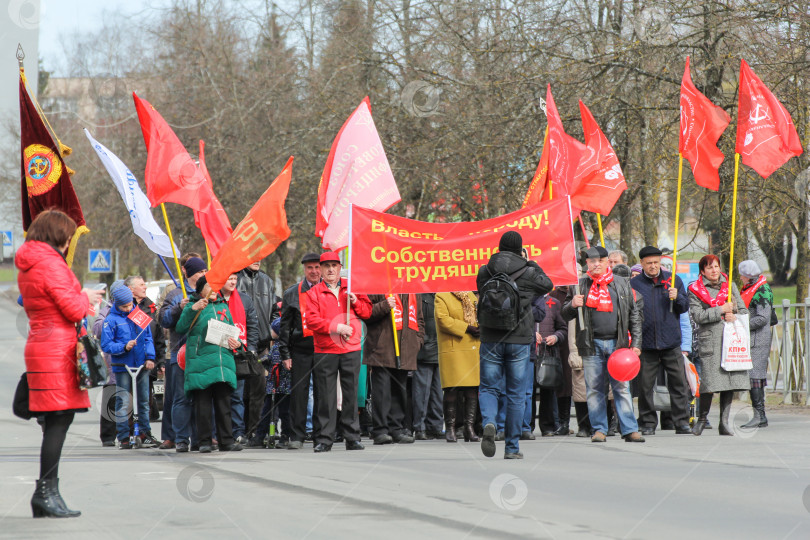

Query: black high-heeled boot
31;478;80;518
463;389;480;442
443;389;457;443
741;387;768;429
718;391;734;435
692;393;713;436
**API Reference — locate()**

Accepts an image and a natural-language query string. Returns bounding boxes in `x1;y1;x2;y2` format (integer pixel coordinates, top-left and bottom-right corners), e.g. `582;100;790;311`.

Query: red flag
680;57;731;190
133;93;208;211
521;128;550;208
194;140;233;256
544;85;585;201
316;97;401;251
570;101;627;215
735;59;803;178
19;70;87;232
127;306;152;330
206;157;293;291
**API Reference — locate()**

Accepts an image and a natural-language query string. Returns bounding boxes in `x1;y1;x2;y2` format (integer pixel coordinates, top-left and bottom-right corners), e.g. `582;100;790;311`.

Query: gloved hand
466;325;480;337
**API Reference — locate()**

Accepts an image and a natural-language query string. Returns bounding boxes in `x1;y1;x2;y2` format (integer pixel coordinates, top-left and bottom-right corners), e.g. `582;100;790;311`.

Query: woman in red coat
16;210;103;518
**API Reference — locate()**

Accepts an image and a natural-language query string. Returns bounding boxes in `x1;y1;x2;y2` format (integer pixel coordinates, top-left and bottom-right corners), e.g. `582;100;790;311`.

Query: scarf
688;274;729;307
586;266;614;312
740;276;773;307
226;291;247;343
452;292;478;326
393;294;419;331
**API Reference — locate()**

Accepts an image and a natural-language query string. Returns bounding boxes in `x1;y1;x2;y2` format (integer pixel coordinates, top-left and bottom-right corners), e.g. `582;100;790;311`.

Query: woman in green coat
176;277;242;452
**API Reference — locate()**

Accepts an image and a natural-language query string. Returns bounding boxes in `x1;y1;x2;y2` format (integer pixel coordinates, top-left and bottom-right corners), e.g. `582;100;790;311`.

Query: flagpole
160;203;187;299
204;241;212;268
596;213;605;246
158;255;180;289
390;294;401;369
727;153;741;295
346;204;352;325
670;154;684;312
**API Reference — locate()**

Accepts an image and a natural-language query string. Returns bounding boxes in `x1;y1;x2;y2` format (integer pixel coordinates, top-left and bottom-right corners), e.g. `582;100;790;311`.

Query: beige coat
435;292;480;388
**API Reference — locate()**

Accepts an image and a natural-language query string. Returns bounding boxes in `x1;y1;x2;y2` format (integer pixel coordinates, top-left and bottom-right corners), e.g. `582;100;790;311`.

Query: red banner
349;197;578;294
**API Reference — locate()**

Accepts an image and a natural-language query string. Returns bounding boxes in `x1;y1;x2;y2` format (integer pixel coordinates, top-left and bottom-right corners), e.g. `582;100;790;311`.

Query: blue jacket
630;270;689;351
100;304;156;373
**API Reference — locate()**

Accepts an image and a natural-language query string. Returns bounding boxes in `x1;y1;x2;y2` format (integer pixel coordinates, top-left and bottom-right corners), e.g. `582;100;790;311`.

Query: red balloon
178;344;186;370
607;348;640;381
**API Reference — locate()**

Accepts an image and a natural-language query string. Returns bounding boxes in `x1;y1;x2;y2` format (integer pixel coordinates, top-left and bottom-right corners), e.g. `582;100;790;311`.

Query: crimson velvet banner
349;197;578;294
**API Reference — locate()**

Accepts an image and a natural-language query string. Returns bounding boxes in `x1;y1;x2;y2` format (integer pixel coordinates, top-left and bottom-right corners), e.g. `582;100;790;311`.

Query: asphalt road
1;292;809;539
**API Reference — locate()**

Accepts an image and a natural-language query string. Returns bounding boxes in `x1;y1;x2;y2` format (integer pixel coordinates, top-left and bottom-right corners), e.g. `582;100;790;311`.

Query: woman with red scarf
687;255;749;436
738;260;773;429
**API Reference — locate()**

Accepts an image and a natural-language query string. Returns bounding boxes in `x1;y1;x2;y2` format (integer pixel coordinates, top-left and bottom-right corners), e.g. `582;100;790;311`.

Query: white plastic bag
721;313;753;371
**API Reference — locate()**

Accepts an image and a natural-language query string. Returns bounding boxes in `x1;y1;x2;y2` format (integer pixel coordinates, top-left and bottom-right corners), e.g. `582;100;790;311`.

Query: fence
768;298;810;405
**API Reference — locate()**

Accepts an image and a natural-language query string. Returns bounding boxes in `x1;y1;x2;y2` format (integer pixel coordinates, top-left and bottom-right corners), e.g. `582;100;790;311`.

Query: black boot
606;400;618;436
31;478;80;518
554;396;571;436
719;391;734;435
741;387;767;429
574;401;592;437
692;393;713;436
443;390;457;443
463;389;480;442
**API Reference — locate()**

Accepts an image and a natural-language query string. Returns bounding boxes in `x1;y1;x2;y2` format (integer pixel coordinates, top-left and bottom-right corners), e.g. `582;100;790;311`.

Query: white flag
84;129;177;257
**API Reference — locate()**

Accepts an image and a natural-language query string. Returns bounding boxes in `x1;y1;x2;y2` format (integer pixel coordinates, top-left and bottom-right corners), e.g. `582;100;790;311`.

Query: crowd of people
16;210;776;517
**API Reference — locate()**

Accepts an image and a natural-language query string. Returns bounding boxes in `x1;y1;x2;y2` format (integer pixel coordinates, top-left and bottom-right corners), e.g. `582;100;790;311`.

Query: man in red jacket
305;252;372;452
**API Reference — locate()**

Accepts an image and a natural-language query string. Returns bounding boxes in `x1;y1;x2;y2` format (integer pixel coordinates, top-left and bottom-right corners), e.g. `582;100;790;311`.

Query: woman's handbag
653;385;672;412
76;325;107;390
13;373;33;420
535;344;563;388
234;349;261;380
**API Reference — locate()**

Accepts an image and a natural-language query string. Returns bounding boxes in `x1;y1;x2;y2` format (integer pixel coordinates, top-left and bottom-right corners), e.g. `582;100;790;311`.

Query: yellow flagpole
390;294;401;368
727;153;741;294
160;203;187;299
596;213;605;246
204;241;212;268
670;154;684;312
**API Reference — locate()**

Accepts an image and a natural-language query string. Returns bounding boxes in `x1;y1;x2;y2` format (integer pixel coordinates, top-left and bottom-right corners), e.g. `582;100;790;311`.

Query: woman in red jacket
16;210;104;518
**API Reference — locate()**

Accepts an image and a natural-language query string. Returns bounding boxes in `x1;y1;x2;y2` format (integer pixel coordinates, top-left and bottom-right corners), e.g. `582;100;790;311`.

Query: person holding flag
100;286;159;449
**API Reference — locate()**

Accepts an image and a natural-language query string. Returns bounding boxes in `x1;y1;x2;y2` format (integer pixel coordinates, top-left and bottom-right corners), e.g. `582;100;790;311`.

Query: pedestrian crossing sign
88;249;113;273
1;231;11;247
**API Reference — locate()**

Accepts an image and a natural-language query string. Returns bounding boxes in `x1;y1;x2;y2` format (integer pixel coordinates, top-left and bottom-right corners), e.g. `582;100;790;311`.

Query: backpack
477;265;529;330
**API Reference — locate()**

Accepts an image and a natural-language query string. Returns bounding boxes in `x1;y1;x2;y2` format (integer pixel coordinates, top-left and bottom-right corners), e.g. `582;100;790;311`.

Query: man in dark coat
412;294;443;440
562;246;645;443
237;260;276;441
364;294;425;444
476;231;553;459
630;246;692;435
277;253;321;450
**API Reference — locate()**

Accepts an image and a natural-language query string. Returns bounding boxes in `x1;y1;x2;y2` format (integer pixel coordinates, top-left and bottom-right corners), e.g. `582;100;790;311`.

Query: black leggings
39;412;75;480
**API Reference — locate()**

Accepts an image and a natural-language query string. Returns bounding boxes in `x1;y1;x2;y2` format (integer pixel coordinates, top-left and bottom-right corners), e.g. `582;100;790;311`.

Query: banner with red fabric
349;197;578;294
194;140;233;255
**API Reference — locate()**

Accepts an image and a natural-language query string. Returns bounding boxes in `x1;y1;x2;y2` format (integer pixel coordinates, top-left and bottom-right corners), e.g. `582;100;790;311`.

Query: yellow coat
435;292;480;388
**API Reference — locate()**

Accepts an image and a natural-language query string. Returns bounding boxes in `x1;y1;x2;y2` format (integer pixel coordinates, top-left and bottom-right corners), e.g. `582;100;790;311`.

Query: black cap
498;231;523;255
301;252;321;264
638;246;663;260
612;264;631;278
582;246;609;259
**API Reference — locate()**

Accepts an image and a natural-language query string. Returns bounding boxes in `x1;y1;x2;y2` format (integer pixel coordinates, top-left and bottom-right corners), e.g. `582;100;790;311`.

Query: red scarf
226;291;247;343
393;294;419;331
299;282;313;337
586;266;614;312
688;275;729;307
740;275;767;308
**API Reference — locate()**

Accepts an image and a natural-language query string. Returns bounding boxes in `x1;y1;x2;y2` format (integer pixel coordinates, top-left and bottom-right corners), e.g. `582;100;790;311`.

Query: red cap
320;252;341;264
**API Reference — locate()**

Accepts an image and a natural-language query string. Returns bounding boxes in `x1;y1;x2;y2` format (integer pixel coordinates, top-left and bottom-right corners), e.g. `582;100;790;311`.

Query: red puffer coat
16;241;90;412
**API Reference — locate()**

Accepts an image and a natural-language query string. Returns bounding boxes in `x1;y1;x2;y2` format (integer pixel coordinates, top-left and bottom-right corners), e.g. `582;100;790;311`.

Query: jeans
231;379;246;438
306;377;314;434
412;362;444;433
496;384;507;432
522;363;535;433
583;339;638;436
161;362;174;442
479;342;531;454
115;367;151;441
168;361;193;444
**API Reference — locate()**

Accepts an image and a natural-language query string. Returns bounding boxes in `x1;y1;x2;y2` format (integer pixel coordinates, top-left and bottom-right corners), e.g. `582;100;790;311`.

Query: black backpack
477;265;529;330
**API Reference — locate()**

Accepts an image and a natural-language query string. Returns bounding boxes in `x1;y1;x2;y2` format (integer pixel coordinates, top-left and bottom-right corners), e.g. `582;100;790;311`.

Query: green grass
772;285;800;306
0;267;16;282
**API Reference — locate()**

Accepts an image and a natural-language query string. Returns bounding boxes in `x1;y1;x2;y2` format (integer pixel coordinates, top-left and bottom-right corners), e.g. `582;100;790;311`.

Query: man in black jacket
630;246;691;435
562;246;645;443
476;231;553;459
277;253;321;450
412;294;443;440
237;261;276;441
